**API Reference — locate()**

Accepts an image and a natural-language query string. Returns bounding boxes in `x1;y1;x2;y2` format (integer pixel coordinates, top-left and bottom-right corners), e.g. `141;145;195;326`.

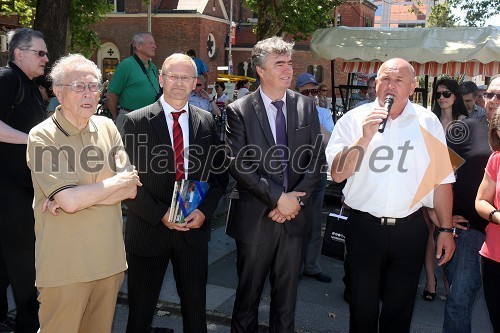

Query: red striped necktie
172;110;186;181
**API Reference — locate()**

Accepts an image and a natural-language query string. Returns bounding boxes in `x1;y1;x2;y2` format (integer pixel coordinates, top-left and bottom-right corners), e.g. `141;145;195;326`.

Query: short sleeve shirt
26;108;127;287
480;152;500;262
107;55;160;111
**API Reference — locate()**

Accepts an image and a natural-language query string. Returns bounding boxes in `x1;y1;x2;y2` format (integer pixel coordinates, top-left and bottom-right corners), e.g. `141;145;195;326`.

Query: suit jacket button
279;175;283;179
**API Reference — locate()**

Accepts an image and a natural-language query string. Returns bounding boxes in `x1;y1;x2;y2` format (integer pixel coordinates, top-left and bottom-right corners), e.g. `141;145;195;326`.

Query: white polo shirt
326;99;455;218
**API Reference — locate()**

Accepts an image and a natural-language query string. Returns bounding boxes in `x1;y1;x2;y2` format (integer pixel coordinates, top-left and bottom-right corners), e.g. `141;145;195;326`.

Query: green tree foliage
3;0;111;61
1;0;36;27
427;3;457;27
244;0;341;41
69;0;113;57
448;0;499;27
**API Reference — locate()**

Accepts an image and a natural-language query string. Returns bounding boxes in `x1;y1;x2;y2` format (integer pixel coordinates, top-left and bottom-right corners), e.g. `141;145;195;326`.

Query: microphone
378;95;394;133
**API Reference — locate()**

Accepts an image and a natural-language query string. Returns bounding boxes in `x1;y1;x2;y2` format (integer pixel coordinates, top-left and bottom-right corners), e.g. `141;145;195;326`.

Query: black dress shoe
0;318;14;333
151;327;174;333
304;272;332;283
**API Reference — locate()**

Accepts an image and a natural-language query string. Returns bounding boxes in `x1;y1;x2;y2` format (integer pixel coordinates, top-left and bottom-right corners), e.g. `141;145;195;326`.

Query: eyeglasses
300;89;318;96
21;49;48;58
57;82;102;92
320;89;328;92
485;92;500;100
435;91;453;99
163;73;196;83
196;84;203;87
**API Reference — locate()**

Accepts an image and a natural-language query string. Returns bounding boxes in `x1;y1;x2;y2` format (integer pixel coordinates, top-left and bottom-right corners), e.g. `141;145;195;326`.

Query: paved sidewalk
5;214;492;332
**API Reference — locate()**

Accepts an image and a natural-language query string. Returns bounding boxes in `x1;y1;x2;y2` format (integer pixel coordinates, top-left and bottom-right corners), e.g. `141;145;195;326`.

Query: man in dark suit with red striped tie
122;53;228;333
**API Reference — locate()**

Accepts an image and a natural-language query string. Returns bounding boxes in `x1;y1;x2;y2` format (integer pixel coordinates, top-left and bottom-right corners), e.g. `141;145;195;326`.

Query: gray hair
251;36;294;73
132;32;153;50
49;54;102;85
7;28;44;62
161;53;197;77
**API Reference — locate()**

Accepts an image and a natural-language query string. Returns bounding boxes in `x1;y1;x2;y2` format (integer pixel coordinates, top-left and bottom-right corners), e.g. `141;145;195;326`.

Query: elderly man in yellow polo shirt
26;54;142;332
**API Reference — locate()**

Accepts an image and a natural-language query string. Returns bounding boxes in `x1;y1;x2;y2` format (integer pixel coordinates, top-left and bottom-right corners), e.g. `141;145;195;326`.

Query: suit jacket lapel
253;94;275;148
188;104;200;144
285;90;297;151
150;100;171;146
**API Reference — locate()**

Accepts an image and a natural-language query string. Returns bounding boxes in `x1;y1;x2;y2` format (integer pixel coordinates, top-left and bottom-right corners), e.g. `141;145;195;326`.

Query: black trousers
345;209;428;333
0;184;39;333
481;255;500;332
231;223;303;333
126;232;208;333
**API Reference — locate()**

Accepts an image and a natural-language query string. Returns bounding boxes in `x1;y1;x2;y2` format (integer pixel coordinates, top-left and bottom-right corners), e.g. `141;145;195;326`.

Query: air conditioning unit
0;35;6;52
247;18;258;24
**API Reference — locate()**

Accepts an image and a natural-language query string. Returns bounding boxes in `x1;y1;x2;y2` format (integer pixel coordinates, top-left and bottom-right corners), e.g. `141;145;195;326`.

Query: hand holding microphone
378;95;394;133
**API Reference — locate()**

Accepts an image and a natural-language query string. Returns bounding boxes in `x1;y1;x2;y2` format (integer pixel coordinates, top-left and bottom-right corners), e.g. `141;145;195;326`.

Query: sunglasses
301;89;318;96
320;89;328;92
196;84;203;87
485;92;500;100
435;91;453;99
21;48;49;58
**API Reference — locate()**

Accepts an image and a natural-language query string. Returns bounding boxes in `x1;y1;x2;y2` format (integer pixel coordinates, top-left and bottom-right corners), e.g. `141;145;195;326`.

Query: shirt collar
259;87;286;110
52;105;98;137
160;98;189;117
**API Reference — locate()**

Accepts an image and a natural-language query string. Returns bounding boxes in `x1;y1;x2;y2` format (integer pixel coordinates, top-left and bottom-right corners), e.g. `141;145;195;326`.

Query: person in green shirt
107;32;160;134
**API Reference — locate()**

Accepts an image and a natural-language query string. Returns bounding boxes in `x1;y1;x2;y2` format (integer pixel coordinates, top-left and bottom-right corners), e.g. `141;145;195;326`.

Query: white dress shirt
160;98;190;179
259;88;287;143
326;99;455;218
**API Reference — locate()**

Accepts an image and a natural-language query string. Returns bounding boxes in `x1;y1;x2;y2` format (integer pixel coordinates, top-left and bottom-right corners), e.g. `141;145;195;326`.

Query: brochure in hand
169;179;210;223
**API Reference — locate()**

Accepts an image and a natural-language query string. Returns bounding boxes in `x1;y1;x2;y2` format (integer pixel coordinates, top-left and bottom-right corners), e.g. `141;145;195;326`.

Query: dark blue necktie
271;100;288;190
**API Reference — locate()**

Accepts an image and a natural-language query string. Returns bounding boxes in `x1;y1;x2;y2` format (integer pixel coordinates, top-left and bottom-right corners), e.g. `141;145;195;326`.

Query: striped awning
342;61;500;77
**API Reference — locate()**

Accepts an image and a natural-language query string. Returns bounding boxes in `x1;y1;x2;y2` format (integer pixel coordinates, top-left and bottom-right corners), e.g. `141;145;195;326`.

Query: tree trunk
33;0;72;69
256;0;284;40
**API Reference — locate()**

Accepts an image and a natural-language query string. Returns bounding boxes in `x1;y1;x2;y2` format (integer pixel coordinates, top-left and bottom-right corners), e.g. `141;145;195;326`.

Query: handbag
321;208;348;261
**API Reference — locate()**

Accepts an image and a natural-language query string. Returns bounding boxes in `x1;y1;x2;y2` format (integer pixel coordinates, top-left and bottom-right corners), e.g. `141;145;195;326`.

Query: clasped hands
267;191;306;223
162;208;206;231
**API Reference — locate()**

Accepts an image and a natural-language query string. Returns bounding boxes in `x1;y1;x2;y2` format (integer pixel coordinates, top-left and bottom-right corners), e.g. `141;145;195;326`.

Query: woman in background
475;77;500;332
422;78;468;301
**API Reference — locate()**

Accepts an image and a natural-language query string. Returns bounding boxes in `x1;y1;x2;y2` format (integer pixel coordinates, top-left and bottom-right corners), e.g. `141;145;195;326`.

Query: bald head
375;58;417;117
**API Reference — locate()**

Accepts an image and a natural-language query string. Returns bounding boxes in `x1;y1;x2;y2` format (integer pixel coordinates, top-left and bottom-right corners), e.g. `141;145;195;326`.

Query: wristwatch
438;227;457;237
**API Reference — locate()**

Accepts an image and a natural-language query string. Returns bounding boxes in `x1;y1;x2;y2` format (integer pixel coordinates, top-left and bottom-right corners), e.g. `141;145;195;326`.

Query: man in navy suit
122;53;228;333
225;36;325;332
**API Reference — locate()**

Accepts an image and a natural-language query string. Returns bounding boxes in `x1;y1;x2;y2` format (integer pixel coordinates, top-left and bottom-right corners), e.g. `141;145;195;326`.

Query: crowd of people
1;27;500;333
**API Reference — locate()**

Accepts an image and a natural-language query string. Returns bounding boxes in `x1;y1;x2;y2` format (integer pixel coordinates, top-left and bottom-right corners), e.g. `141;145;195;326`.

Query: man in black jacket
122;53;228;333
0;27;48;333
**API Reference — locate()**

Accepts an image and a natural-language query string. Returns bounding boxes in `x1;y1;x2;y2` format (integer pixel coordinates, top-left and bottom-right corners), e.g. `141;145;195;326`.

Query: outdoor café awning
311;26;500;77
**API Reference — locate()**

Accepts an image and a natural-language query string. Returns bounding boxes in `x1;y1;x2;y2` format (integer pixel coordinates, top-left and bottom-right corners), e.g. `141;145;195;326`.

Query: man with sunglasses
188;76;220;115
0;27;49;333
295;73;334;284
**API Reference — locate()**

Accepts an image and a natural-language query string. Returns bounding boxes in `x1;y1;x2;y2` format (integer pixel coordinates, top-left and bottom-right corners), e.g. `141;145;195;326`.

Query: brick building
94;0;377;98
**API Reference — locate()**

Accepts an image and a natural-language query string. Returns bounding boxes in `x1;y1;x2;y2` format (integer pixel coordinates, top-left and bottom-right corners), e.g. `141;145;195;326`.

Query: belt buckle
381;217;396;226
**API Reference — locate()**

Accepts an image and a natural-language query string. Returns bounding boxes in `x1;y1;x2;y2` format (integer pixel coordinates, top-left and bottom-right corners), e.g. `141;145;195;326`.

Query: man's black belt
351;208;423;226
